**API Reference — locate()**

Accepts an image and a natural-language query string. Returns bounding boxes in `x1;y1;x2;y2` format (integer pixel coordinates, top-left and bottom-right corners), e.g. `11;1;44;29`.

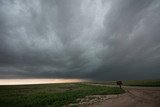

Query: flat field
123;80;160;87
91;80;160;87
0;83;124;107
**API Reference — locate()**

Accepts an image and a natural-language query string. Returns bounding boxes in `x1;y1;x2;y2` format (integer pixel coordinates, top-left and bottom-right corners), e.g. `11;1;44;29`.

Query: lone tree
116;81;123;89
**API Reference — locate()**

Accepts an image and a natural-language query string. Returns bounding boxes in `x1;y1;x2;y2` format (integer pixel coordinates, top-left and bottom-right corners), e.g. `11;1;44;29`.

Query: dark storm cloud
0;0;160;80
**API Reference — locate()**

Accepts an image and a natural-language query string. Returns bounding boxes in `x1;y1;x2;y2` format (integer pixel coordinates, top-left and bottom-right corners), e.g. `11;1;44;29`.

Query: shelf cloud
0;0;160;80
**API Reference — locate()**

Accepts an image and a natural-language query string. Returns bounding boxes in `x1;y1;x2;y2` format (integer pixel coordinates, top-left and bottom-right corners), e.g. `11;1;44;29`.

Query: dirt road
90;86;160;107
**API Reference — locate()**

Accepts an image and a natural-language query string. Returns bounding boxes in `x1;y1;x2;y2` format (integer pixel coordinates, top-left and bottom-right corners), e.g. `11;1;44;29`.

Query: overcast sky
0;0;160;80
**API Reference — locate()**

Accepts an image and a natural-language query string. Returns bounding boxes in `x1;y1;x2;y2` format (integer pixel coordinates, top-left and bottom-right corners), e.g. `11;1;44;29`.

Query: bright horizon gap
0;79;89;85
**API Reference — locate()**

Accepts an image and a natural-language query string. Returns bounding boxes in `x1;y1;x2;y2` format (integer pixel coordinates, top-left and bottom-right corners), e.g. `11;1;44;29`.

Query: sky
0;0;160;80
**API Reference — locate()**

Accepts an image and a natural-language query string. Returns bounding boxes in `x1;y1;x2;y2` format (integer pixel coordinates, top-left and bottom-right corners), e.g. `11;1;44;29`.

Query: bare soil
90;86;160;107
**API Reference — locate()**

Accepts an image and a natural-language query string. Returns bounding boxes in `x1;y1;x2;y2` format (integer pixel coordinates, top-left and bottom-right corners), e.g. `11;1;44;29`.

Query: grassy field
0;83;124;107
91;80;160;87
123;80;160;87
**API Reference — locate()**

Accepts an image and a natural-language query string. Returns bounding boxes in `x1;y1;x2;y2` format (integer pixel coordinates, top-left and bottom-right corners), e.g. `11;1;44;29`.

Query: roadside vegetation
0;83;124;107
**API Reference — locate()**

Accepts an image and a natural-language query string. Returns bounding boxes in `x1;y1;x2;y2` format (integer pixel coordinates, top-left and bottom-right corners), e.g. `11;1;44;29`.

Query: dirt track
90;86;160;107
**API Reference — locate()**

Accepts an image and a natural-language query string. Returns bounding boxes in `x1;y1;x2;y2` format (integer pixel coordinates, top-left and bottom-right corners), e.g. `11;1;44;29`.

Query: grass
90;80;160;87
0;83;124;107
123;80;160;87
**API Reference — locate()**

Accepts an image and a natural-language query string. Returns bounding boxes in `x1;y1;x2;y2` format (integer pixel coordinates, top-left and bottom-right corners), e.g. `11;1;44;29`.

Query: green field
123;80;160;87
0;83;124;107
91;80;160;87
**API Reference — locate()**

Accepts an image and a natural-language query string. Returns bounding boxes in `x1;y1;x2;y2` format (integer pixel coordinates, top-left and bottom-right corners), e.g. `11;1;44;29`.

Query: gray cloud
0;0;160;80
